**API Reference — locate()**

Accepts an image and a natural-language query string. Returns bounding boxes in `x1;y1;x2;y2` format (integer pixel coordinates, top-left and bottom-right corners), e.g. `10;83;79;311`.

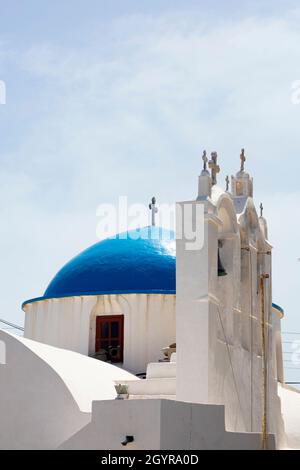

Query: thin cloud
0;8;299;327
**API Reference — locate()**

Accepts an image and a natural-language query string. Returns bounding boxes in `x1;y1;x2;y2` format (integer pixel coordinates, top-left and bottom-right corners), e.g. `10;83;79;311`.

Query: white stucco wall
60;399;276;450
0;330;137;449
17;334;137;412
24;293;176;374
176;185;285;447
0;330;89;450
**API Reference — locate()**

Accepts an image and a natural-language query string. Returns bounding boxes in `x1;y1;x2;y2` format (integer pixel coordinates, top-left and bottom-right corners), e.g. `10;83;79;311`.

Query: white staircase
117;357;177;399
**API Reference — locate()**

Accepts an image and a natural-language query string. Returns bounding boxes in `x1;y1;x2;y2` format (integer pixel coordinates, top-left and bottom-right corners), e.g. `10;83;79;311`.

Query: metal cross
260;202;263;217
208;152;220;185
225;175;230;192
202;150;208;172
149;196;158;226
240;148;246;172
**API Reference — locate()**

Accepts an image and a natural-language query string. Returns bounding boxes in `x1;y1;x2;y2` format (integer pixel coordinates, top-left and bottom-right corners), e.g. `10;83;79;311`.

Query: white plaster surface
146;361;176;379
17;333;137;412
121;378;176;396
14;166;289;450
0;330;136;449
176;184;285;447
60;399;276;450
24;293;176;374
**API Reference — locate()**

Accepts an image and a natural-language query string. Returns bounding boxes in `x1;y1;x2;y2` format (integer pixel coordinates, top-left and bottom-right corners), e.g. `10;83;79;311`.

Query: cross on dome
149;196;158;226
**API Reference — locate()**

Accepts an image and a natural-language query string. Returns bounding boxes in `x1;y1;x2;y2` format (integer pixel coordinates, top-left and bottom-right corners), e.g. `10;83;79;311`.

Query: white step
118;378;176;396
146;362;176;379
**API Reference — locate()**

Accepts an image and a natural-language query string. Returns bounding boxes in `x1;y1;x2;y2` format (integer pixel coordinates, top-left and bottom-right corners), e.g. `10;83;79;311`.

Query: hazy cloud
0;7;300;333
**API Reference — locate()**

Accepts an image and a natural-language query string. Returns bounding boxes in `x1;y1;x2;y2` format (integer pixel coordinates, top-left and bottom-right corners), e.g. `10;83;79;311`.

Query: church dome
23;226;176;306
22;224;283;317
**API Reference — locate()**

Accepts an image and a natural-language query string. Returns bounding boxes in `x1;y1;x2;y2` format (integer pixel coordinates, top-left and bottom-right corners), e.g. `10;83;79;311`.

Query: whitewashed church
0;150;299;450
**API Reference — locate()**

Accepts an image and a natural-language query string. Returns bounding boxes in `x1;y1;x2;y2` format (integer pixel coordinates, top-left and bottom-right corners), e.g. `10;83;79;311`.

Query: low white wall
24;293;176;374
18;334;137;412
0;331;137;449
0;331;89;449
60;399;276;450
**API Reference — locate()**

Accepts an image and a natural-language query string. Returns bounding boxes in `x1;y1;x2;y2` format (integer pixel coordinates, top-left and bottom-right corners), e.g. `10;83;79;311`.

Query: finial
149;196;158;226
260;202;263;217
208;152;220;186
240;148;246;172
225;175;229;192
202;150;208;172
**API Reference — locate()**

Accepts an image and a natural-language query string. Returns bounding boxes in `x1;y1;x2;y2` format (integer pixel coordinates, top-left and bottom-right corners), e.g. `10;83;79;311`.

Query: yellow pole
260;274;269;450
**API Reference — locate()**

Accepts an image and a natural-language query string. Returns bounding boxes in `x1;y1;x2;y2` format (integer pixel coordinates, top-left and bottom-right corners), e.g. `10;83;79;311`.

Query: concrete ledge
146;362;176;379
120;378;176;396
60;399;276;450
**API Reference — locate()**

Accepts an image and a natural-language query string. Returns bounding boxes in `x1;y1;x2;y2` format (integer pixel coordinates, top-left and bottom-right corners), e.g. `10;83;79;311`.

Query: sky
0;1;300;380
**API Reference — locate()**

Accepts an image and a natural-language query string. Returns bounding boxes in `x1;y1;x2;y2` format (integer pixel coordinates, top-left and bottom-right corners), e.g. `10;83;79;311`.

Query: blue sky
0;1;300;380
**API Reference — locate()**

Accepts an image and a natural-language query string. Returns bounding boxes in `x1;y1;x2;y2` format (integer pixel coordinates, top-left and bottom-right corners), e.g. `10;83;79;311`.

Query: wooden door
95;315;124;363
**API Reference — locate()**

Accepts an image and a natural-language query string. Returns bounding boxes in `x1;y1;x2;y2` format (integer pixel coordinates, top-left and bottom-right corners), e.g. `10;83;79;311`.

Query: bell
218;250;227;276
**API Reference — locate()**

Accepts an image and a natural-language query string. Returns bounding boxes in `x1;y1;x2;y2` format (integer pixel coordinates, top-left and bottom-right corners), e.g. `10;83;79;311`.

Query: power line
282;332;300;335
0;318;24;332
0;327;19;330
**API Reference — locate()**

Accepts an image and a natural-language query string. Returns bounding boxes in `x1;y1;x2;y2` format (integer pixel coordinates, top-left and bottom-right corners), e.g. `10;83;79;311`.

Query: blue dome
22;224;283;316
23;226;176;306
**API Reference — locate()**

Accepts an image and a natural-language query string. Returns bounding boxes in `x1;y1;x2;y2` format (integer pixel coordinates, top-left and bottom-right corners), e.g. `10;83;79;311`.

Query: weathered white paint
118;353;177;398
60;399;276;450
146;361;176;379
176;176;285;447
18;334;137;412
15;160;289;450
121;378;176;396
24;293;176;374
0;328;291;450
0;330;89;450
0;330;137;449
